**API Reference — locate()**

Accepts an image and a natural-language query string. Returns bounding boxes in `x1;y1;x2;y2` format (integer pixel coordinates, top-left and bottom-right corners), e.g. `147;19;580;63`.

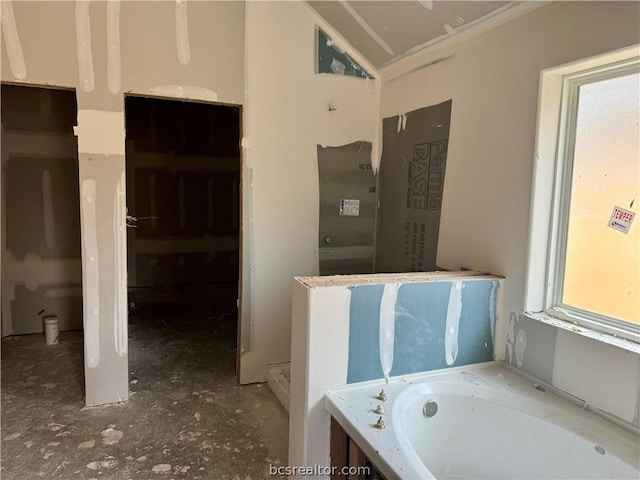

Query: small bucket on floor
44;316;59;345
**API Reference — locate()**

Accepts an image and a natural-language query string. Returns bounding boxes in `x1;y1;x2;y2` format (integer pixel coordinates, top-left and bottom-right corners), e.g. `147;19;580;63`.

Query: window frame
526;45;640;344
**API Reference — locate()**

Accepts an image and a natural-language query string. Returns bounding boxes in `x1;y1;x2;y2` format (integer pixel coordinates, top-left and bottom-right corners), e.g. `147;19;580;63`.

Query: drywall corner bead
1;0;27;79
175;0;191;66
106;0;122;95
76;0;95;93
150;85;218;103
113;172;127;357
76;110;125;155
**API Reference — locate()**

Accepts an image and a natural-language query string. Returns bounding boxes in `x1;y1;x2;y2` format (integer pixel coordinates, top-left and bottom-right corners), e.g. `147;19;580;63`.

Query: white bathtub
325;363;640;480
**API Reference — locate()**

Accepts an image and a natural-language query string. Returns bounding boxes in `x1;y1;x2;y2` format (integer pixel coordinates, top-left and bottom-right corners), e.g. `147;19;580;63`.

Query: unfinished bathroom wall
289;272;503;472
317;141;376;275
380;1;640;427
376;101;452;272
1;85;82;335
1;0;244;406
243;1;380;383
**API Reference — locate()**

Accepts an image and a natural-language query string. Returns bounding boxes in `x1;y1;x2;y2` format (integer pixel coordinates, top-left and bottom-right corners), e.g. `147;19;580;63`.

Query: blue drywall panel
346;279;497;384
390;282;451;377
456;280;495;367
346;285;385;383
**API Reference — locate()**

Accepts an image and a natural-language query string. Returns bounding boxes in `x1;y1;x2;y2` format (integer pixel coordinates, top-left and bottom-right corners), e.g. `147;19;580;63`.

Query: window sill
524;311;640;355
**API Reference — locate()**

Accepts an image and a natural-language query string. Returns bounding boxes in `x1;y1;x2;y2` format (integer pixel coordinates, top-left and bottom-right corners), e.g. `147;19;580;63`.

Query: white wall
1;0;245;405
381;1;640;427
242;1;380;383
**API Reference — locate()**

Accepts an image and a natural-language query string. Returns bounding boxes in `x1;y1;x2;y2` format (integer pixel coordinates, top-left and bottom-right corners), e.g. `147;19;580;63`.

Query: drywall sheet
317;141;376;275
376;100;452;272
5;156;81;260
316;27;373;79
11;284;83;334
347;278;496;384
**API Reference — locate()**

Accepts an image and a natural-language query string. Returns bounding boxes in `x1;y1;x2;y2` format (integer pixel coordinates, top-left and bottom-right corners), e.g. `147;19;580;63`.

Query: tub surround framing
290;271;503;474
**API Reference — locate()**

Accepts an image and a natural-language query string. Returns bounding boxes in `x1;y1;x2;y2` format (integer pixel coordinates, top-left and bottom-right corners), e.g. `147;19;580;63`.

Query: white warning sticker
607;206;635;234
340;199;360;216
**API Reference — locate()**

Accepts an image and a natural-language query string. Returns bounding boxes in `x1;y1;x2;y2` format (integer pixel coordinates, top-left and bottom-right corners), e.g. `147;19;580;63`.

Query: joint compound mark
444;281;463;366
106;0;121;95
75;0;95;93
175;0;191;65
113;173;127;357
42;170;56;249
1;0;27;79
81;179;100;368
379;284;399;381
150;85;218;103
515;329;527;368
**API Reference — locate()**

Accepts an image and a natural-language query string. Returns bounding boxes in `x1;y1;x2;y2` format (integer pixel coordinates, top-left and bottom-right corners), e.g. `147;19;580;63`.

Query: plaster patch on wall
515;329;527;368
489;280;497;344
175;0;191;66
81;179;100;368
106;0;122;95
113;172;127;357
1;0;27;79
75;110;125;155
22;254;43;291
75;0;95;92
379;283;399;381
150;85;218;103
42;170;56;249
506;312;517;363
444;281;462;365
396;113;407;132
44;287;83;298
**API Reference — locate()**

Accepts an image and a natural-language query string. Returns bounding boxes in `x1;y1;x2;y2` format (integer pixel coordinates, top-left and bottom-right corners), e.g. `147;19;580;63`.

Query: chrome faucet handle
377;389;387;401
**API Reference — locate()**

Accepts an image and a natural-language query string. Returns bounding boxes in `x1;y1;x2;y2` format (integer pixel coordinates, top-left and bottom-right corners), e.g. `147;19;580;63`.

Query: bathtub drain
594;446;605;455
423;400;438;418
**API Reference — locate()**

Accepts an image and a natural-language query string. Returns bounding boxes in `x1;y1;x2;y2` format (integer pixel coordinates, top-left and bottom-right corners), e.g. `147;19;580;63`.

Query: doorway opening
1;82;84;390
124;95;242;380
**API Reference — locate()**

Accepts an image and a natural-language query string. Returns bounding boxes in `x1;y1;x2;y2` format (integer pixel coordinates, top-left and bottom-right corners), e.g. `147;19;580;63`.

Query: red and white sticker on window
607;205;636;234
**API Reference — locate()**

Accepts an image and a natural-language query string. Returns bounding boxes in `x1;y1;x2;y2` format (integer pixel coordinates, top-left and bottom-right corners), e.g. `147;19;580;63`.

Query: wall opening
1;83;83;341
124;95;242;378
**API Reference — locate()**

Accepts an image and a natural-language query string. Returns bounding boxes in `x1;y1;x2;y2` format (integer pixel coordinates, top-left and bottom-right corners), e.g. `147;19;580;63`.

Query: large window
527;47;639;343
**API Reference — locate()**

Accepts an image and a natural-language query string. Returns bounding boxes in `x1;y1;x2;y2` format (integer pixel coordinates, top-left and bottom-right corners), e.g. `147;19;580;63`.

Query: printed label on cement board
407;140;447;211
340;199;360;216
607;206;635;234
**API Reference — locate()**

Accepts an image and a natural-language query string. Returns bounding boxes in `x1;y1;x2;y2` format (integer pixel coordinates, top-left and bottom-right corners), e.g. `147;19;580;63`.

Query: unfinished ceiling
307;0;512;68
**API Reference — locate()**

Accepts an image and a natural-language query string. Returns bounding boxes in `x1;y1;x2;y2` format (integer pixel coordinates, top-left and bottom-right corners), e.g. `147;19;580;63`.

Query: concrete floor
1;286;289;479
